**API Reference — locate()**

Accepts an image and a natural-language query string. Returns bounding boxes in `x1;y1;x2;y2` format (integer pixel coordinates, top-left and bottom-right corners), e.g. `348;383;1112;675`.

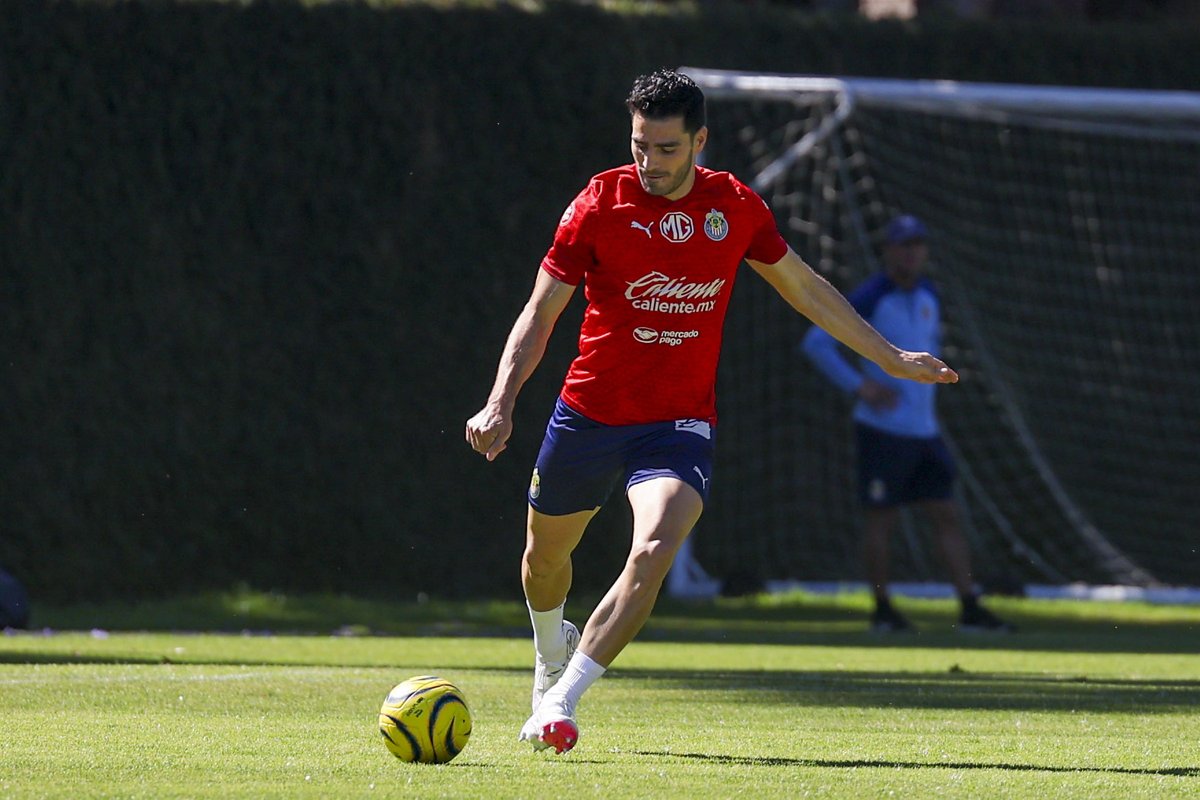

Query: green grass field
2;590;1198;799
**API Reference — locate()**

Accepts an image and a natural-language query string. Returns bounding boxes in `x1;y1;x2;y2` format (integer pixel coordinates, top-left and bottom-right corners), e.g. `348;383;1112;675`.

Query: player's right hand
465;406;512;462
886;351;959;385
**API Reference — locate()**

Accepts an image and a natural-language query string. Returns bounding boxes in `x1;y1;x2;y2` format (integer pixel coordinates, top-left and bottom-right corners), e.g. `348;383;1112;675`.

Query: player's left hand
886;351;959;384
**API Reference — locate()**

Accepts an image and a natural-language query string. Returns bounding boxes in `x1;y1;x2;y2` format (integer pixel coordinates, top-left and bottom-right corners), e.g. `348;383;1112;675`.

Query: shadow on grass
630;750;1200;777
602;667;1200;714
642;598;1200;655
23;590;1200;654
3;644;1197;716
637;623;1200;655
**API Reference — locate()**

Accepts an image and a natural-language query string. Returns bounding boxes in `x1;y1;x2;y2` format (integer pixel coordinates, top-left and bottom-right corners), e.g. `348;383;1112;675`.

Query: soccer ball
378;675;472;764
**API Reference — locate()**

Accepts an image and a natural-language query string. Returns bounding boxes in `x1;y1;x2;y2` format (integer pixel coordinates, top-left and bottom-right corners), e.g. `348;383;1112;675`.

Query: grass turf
1;590;1198;798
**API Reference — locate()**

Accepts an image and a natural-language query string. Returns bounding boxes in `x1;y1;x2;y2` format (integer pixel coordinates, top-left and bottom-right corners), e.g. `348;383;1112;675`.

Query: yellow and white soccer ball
378;675;472;764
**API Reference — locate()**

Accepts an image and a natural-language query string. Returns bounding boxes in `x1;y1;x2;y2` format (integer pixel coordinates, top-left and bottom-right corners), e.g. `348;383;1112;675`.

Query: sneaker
519;701;579;754
870;605;915;633
958;604;1015;633
531;620;580;712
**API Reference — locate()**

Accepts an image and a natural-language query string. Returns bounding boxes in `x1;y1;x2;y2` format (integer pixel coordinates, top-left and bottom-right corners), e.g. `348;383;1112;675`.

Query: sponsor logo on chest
659;211;694;243
657;211;696;242
631;326;700;347
625;271;725;314
640;209;729;244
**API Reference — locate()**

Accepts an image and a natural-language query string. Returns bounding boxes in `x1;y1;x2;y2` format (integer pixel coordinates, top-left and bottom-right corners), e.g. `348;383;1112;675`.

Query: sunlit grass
3;592;1199;798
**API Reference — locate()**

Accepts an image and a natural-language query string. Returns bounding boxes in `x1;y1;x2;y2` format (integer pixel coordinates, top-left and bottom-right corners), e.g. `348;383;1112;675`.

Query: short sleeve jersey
541;164;788;426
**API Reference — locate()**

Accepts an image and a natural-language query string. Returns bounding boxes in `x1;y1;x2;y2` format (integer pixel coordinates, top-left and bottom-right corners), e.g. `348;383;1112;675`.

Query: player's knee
522;543;569;580
626;538;676;580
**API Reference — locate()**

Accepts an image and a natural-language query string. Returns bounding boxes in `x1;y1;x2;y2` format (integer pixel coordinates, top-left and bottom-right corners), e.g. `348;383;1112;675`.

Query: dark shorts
528;398;716;516
856;423;956;508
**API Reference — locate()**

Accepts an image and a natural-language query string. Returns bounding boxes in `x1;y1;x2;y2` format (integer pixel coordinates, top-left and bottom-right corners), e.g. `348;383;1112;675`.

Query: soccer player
465;70;958;754
802;214;1014;634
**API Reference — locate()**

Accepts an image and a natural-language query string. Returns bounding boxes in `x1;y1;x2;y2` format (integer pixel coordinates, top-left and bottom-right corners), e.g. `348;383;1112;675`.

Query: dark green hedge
3;0;1198;602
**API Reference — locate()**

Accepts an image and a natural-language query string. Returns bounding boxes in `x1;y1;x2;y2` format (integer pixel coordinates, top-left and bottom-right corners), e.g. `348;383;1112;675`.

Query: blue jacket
802;273;941;438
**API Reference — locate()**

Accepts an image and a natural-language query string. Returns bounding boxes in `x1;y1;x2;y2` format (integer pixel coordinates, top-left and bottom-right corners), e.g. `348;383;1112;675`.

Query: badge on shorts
529;467;541;499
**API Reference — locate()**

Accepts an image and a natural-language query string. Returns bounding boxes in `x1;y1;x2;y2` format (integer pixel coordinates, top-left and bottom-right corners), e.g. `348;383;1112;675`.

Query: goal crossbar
683;67;1200;121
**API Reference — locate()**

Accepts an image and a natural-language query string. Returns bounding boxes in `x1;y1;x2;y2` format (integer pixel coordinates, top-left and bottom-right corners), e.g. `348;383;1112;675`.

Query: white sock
542;651;606;714
527;601;566;661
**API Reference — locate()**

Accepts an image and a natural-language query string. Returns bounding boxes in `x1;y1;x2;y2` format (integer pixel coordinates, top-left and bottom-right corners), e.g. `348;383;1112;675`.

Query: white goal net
683;67;1200;591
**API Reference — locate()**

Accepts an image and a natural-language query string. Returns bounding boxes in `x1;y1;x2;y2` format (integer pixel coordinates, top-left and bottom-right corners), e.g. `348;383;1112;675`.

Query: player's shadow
629;750;1200;777
604;667;1200;715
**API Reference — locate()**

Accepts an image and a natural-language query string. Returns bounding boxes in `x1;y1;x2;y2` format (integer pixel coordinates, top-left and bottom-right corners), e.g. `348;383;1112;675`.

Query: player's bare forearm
749;248;895;364
749;248;958;385
466;270;576;460
486;307;555;414
465;314;548;461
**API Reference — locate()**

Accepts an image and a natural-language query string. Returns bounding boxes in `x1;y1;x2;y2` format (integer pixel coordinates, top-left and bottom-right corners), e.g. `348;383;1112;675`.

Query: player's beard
639;149;695;197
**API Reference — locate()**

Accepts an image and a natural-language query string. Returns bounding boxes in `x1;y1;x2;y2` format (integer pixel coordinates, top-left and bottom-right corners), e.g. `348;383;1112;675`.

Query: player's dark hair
626;69;706;135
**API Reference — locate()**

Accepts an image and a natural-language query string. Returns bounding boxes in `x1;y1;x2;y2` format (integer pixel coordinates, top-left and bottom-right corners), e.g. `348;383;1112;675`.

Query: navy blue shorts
528;398;716;516
856;424;956;508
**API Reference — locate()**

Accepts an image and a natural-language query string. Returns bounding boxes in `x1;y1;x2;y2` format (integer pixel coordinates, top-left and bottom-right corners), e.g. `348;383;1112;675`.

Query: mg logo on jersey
659;211;693;243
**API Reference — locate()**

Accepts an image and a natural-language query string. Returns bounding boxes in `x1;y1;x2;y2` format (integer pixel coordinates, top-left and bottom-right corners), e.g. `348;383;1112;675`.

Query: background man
802;214;1013;634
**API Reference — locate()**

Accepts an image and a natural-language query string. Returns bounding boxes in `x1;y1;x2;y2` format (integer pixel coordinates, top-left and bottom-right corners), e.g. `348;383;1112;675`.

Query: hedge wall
3;0;1198;602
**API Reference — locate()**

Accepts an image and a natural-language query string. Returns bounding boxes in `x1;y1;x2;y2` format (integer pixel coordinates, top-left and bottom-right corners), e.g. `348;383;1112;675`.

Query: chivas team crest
703;209;728;241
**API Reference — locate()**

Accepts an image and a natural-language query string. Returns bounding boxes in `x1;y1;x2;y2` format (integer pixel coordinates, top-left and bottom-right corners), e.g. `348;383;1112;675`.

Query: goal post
682;67;1200;590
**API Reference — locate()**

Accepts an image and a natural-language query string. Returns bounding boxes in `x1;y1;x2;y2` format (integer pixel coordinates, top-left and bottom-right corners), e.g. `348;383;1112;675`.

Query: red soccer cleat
539;719;579;754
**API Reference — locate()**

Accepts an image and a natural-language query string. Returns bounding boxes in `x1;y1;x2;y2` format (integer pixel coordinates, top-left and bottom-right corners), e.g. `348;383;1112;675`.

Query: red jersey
540;164;789;426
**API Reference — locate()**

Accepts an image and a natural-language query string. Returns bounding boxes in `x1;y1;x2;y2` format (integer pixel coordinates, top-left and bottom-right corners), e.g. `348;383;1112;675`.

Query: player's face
631;113;707;200
884;240;928;288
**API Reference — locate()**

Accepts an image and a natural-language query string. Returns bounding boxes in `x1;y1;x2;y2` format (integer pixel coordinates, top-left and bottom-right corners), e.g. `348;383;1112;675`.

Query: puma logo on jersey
630;220;654;238
692;466;710;491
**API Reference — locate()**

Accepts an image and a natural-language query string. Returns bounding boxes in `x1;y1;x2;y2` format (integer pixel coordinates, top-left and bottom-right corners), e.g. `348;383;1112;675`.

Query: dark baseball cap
886;214;928;244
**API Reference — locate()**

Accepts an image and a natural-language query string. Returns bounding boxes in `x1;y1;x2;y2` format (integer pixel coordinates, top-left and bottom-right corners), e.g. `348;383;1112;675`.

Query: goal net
683;68;1200;591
